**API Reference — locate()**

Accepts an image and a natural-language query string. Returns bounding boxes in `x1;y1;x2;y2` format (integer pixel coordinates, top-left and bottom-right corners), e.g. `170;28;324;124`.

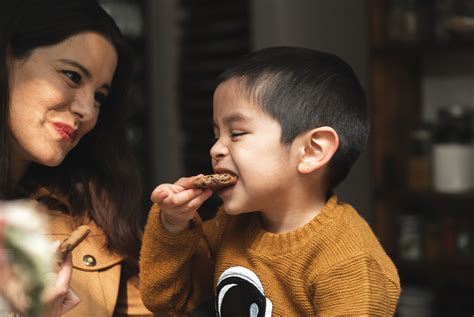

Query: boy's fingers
151;189;169;203
175;174;204;189
162;188;204;208
185;189;213;210
151;175;203;203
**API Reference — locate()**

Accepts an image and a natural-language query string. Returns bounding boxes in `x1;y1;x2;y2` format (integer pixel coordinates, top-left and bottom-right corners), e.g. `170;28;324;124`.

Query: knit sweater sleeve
312;254;401;316
139;204;216;315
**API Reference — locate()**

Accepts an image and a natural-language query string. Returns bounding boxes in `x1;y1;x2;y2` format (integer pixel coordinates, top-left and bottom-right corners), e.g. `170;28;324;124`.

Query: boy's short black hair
217;46;370;191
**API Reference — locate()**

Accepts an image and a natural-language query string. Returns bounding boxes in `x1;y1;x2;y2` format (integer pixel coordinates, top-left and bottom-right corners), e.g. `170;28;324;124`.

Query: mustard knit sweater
140;196;400;316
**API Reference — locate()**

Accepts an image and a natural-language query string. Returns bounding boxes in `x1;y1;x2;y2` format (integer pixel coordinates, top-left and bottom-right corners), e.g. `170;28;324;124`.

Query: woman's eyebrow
58;58;111;94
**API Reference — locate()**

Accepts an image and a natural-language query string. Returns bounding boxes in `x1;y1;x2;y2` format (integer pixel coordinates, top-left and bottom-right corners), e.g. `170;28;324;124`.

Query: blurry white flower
0;199;54;316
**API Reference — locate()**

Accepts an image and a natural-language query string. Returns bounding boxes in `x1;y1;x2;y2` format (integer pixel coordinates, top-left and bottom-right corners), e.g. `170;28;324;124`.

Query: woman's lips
52;122;77;142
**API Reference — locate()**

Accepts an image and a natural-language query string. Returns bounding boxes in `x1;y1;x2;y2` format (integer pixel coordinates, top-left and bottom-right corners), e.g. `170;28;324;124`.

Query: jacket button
83;255;97;267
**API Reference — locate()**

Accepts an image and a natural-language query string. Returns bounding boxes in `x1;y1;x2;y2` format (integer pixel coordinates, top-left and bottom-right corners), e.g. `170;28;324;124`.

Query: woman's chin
36;155;66;167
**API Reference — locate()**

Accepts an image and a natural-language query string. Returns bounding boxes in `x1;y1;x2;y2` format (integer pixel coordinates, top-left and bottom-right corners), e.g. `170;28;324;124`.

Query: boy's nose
210;139;228;160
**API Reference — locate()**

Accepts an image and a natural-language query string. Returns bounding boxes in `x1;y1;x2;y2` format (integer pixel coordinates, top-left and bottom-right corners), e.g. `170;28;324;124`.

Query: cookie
192;173;238;190
57;225;91;262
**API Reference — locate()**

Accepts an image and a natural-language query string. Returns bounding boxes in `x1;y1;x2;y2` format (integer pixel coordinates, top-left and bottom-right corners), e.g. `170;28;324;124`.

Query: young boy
140;47;400;316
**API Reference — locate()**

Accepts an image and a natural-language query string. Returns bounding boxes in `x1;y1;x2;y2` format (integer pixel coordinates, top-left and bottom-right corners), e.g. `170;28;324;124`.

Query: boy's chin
222;203;252;216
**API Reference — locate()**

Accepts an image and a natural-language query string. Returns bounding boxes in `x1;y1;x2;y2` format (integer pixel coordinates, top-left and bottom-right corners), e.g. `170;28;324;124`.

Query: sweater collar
246;195;343;254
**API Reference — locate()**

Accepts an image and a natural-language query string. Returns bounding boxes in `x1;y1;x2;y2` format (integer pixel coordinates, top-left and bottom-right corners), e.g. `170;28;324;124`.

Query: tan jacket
47;211;152;317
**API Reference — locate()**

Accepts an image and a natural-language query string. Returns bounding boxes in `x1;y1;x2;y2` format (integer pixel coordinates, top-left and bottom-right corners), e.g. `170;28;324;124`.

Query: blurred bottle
435;0;474;41
472;107;474;194
388;0;434;44
407;124;433;191
456;217;472;257
399;214;423;261
397;285;435;317
433;105;473;193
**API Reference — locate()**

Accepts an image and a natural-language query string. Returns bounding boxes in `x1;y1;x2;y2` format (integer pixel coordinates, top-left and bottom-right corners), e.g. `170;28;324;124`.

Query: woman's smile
51;122;77;142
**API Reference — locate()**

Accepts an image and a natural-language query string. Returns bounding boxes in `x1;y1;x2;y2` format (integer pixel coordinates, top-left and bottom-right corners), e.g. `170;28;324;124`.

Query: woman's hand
151;175;213;234
41;252;80;317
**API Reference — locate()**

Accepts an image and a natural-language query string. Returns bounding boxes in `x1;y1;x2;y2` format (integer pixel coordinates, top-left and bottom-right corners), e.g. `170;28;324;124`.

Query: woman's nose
70;90;95;122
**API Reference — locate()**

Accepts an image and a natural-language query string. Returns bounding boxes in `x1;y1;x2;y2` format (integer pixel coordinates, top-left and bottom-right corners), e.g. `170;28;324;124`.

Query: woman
1;0;152;316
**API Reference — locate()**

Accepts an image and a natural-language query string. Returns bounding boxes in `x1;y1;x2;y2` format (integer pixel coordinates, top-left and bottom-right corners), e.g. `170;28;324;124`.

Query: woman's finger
61;287;80;314
41;252;78;317
53;252;73;290
0;220;6;265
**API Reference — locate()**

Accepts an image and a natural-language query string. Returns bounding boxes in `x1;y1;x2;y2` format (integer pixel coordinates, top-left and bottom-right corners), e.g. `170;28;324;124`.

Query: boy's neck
259;189;328;234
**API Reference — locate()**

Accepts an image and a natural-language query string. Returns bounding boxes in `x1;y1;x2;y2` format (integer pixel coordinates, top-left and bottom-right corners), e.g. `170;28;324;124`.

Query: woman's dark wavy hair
0;0;142;271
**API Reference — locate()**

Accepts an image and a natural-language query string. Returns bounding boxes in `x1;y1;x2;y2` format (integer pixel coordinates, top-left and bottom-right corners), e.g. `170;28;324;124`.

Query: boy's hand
151;175;213;234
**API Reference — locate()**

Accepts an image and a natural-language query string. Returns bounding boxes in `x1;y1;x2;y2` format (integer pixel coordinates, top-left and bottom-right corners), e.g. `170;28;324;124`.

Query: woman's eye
94;92;107;108
62;70;82;85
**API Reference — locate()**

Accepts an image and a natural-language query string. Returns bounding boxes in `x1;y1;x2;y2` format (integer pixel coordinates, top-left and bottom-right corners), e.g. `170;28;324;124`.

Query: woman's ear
297;126;339;174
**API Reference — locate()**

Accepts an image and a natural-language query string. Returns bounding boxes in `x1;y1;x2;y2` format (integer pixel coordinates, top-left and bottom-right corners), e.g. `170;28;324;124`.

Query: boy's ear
297;126;339;174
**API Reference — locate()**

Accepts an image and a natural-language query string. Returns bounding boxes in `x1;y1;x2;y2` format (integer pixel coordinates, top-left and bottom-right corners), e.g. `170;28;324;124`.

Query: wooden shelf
376;189;474;215
370;0;474;294
372;40;474;57
397;258;474;287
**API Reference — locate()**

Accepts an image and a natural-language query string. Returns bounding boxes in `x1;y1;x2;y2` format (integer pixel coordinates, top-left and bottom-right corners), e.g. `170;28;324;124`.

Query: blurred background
99;0;474;315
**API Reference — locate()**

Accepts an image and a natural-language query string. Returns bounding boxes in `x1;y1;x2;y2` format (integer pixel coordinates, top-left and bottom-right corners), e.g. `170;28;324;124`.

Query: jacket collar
47;210;125;271
33;187;126;271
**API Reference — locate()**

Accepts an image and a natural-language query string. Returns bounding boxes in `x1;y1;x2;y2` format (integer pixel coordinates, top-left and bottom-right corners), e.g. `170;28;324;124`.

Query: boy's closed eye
230;131;247;139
